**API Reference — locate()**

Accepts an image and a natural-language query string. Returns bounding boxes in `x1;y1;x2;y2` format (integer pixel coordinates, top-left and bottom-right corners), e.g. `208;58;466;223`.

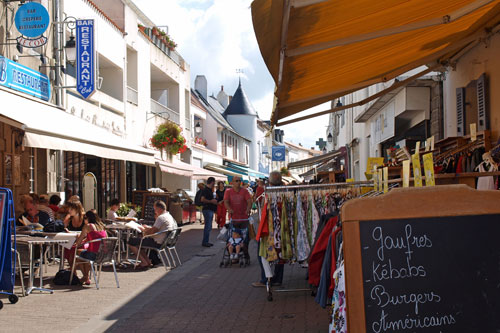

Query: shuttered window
476;73;488;131
456;87;465;136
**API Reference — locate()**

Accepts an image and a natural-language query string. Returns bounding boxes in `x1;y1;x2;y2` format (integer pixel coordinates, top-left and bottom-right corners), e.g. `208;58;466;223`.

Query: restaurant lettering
0;56;50;101
14;2;50;47
76;19;95;99
361;222;457;332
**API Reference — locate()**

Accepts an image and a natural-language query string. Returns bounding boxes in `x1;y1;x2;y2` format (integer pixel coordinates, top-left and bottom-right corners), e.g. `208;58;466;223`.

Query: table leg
117;231;122;263
27;243;34;295
59;247;65;270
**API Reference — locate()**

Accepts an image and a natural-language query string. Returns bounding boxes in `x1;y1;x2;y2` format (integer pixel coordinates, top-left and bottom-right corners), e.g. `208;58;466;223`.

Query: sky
132;0;329;150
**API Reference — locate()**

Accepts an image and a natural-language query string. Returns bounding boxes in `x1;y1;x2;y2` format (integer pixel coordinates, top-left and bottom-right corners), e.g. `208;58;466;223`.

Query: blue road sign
272;146;286;162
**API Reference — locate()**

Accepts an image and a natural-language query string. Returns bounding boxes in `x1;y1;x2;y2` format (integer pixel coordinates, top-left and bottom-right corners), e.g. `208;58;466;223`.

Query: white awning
156;160;227;182
0;86;156;165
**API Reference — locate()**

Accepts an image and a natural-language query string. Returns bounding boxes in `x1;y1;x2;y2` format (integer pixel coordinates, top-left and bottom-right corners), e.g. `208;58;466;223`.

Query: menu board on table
142;193;169;223
359;214;500;332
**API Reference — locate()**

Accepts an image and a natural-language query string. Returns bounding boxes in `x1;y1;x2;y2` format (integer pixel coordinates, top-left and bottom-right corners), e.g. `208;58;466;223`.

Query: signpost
0;56;50;101
14;2;50;48
76;19;96;99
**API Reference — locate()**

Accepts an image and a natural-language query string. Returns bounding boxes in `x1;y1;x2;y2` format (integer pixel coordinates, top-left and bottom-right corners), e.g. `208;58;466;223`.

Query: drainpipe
53;0;64;192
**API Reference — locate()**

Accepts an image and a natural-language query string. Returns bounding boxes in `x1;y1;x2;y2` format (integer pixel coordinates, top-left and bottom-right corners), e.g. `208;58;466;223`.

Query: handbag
53;270;81;285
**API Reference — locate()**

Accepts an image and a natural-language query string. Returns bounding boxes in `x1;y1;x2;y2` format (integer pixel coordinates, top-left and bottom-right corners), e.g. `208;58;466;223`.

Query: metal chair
12;249;26;297
133;229;175;271
70;237;119;290
166;228;182;268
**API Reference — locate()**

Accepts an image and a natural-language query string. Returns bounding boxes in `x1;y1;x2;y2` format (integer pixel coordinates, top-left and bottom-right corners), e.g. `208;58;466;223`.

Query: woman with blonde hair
63;199;87;266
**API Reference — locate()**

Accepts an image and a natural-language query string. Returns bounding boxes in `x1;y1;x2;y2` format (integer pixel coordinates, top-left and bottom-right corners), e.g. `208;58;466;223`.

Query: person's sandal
251;282;266;288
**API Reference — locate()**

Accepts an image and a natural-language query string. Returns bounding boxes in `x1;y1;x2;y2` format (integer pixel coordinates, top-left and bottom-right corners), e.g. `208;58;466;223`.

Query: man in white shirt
128;200;178;269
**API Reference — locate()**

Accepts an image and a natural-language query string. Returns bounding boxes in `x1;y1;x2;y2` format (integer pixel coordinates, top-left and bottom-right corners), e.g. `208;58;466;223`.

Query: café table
105;223;136;265
16;237;69;295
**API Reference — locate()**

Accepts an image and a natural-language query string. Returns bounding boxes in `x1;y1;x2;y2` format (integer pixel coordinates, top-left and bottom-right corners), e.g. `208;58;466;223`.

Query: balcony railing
151;99;180;124
127;86;138;105
144;28;182;66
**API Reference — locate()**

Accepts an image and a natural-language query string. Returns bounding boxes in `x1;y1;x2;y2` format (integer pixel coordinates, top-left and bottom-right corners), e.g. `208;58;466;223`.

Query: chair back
166;228;182;248
94;237;118;264
157;230;174;251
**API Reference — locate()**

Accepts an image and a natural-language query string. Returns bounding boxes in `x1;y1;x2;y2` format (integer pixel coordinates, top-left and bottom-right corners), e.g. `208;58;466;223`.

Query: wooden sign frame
341;185;500;332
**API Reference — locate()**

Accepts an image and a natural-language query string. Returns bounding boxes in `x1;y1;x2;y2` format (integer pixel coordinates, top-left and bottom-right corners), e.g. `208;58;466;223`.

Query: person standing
224;176;252;226
215;181;227;229
201;177;217;247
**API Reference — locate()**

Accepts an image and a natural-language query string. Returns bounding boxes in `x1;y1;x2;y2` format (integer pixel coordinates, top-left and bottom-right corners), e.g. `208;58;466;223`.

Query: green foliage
149;120;187;155
116;202;141;217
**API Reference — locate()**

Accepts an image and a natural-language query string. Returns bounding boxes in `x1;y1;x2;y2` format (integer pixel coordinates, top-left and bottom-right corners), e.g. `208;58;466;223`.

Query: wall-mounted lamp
64;35;76;63
194;121;202;134
327;133;333;143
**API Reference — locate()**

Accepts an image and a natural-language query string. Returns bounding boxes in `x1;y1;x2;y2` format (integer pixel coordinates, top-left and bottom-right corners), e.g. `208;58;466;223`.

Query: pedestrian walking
215;181;227;229
201;177;217;247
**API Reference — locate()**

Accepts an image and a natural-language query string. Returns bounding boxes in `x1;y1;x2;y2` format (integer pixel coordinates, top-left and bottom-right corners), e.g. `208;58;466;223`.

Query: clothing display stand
261;181;374;302
342;185;500;332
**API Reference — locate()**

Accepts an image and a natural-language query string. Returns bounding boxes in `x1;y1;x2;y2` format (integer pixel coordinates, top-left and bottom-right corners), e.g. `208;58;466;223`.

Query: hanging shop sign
14;2;50;48
0;55;50;101
76;19;95;99
272;145;285;161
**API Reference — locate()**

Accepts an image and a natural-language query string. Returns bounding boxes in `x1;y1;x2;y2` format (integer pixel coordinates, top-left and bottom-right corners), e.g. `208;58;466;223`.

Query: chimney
195;75;208;100
311;147;315;150
217;85;229;108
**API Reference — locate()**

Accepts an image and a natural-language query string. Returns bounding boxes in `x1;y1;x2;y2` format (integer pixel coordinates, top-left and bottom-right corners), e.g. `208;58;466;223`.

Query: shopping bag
217;225;229;242
248;216;257;240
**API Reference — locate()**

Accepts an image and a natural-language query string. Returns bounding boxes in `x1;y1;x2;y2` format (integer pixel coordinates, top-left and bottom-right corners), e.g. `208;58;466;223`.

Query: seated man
128;200;178;269
17;194;52;227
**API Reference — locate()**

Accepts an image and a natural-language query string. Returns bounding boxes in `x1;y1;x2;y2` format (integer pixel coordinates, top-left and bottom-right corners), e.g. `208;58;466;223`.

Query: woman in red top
73;210;108;285
215;181;227;228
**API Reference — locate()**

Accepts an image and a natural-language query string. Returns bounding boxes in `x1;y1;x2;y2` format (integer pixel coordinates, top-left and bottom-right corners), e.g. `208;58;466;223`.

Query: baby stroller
219;219;250;268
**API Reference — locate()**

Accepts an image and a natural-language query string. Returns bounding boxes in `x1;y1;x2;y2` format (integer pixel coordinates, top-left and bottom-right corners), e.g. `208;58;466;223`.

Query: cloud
132;0;328;148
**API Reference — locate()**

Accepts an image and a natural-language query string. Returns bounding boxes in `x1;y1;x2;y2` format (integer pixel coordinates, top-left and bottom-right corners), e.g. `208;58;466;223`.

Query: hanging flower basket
150;120;187;155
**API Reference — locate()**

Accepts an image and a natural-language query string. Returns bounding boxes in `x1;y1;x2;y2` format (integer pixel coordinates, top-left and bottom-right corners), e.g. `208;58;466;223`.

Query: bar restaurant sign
14;2;50;48
76;19;96;99
0;55;50;101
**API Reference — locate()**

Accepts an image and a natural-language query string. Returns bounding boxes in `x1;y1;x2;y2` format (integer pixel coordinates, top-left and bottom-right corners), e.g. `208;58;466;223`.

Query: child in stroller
219;221;250;268
227;230;243;260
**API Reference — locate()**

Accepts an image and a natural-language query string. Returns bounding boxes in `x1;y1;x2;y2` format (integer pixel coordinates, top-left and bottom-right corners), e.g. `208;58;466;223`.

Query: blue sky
132;0;329;149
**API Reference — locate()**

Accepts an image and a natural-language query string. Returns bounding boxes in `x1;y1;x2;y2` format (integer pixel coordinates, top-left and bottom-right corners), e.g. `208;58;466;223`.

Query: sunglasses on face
235;180;241;182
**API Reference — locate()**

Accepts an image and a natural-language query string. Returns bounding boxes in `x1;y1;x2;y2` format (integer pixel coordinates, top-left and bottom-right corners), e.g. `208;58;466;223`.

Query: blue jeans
202;209;214;245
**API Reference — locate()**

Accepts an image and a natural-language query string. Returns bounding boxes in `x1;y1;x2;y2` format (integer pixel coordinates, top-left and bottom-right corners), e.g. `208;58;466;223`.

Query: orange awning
251;0;500;125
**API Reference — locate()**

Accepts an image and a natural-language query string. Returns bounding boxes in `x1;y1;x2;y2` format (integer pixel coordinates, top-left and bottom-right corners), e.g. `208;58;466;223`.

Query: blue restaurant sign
272;145;286;162
76;19;95;99
0;56;50;101
14;2;50;48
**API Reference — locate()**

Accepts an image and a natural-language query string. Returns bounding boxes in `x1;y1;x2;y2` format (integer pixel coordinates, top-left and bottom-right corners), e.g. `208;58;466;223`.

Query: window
234;139;238;160
245;145;249;164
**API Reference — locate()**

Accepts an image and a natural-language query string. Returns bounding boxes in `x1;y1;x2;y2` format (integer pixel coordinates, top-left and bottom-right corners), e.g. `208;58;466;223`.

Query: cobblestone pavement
2;222;329;332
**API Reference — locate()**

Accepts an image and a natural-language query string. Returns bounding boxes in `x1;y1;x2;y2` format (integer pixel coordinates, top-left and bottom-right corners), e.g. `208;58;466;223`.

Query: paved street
2;223;329;332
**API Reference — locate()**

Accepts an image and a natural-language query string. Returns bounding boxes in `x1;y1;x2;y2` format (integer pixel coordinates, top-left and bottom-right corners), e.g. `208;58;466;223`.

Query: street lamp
65;35;76;63
194;121;202;134
327;133;333;143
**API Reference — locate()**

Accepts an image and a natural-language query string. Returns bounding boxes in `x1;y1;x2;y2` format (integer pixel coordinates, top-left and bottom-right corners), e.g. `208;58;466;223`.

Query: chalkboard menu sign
360;214;500;332
142;193;169;223
342;185;500;333
132;191;148;217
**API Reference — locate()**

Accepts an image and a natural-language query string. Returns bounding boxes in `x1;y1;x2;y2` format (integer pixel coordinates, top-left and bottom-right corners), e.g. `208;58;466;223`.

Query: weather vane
236;68;244;80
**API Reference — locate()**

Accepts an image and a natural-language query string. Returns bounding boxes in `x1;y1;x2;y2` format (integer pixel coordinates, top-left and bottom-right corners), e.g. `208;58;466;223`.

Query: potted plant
150;120;188;157
152;27;161;37
138;24;146;33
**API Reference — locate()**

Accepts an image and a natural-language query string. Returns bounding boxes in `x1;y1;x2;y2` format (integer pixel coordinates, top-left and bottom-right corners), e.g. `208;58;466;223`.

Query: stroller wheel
239;261;244;267
219;262;224;268
8;295;18;304
267;294;273;302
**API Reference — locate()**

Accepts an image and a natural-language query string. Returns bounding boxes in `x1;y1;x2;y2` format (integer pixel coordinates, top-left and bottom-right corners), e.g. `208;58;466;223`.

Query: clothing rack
265;181;374;192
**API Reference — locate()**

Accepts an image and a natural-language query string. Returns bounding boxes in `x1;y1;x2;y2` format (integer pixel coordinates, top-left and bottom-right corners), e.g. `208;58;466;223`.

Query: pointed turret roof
223;80;257;117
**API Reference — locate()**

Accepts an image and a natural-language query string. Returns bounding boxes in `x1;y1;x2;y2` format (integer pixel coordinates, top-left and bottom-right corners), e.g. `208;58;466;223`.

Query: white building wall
226;114;258;170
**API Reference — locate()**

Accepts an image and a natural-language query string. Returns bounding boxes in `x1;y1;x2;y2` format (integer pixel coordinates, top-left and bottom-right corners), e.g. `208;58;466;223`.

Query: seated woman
73;210;107;285
63;199;87;266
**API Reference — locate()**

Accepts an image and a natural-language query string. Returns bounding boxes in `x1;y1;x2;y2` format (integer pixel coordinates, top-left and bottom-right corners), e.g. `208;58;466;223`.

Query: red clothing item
329;228;343;298
308;216;338;286
216;202;227;228
224;188;251;221
255;201;268;241
49;204;59;212
255;186;265;204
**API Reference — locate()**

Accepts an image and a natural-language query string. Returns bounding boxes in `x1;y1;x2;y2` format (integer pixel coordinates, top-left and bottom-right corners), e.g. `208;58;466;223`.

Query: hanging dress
296;192;310;262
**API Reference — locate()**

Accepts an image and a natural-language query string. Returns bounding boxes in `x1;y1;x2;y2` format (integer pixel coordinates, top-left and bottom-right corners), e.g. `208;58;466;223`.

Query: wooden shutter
476;73;489;131
456;87;465;136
